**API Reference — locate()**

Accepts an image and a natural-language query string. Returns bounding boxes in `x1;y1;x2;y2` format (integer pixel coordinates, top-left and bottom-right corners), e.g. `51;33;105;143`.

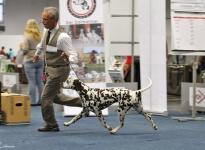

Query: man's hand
61;52;69;62
33;55;39;62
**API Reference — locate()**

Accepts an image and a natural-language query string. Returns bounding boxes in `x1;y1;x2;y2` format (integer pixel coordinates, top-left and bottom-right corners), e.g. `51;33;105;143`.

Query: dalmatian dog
63;77;158;134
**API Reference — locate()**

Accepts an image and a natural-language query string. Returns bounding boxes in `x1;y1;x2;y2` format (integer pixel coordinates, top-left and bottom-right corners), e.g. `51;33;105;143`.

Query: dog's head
65;77;84;91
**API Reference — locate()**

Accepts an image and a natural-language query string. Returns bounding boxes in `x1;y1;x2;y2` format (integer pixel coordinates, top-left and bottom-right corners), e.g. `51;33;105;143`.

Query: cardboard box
1;93;31;124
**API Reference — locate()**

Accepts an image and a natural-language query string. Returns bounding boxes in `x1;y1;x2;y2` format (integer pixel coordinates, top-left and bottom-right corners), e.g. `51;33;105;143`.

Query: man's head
41;7;59;30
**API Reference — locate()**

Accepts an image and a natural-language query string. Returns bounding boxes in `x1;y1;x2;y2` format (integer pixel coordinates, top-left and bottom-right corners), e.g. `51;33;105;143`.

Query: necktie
46;30;51;45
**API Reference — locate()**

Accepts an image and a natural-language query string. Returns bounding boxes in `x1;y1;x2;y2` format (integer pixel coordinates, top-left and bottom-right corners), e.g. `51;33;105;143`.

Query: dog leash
69;63;90;88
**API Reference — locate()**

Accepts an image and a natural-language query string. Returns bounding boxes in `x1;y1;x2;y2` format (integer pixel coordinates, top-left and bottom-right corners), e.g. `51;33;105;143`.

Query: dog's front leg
95;110;113;132
64;109;87;127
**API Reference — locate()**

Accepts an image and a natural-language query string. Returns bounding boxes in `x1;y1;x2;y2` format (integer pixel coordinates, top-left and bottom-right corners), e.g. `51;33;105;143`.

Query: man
33;7;82;132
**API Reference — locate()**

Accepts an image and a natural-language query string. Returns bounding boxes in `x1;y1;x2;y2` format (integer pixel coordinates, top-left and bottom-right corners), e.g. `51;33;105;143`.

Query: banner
171;0;205;50
59;0;105;83
59;0;103;25
60;0;106;116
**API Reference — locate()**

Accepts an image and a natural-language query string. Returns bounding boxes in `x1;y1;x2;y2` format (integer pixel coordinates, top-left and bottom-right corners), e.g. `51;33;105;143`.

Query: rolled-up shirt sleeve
35;43;43;55
58;33;78;63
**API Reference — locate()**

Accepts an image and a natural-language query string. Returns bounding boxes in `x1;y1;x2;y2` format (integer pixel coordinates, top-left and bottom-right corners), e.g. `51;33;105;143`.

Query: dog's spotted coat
63;78;158;134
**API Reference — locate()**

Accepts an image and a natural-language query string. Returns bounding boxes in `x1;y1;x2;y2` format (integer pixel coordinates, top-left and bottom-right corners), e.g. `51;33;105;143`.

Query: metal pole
192;56;197;118
131;0;135;82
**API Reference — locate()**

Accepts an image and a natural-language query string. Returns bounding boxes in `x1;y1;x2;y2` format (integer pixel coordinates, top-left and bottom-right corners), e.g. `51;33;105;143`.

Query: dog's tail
137;77;152;93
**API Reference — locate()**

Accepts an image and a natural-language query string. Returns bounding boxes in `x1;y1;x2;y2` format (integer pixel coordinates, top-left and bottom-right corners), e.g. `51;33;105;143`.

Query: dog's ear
73;79;84;90
136;91;141;96
136;91;141;102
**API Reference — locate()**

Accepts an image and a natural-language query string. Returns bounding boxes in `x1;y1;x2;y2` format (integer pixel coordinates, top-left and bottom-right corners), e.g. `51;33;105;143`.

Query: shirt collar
47;24;59;33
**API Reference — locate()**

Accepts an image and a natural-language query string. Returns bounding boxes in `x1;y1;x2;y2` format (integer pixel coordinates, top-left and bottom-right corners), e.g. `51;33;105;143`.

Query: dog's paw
110;128;118;134
64;122;71;127
153;125;158;130
108;127;113;131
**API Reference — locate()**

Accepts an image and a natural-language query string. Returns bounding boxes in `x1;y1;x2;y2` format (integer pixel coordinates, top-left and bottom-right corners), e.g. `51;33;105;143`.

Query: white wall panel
138;0;167;114
110;0;135;15
109;0;138;57
110;18;138;42
109;44;140;56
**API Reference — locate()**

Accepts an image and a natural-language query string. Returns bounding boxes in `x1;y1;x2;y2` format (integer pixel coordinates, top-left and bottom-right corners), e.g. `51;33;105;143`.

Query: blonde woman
21;19;44;105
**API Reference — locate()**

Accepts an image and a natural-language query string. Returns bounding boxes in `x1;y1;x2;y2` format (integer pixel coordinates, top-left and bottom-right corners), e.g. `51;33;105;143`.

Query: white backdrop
137;0;167;114
0;35;23;52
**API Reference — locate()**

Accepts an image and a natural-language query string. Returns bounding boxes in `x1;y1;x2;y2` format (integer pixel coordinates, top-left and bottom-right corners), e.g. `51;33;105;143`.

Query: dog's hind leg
110;106;131;134
64;109;87;127
133;103;158;130
95;110;113;132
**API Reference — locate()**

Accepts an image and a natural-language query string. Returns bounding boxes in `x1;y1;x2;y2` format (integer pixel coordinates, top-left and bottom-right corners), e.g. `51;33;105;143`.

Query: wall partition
137;0;167;114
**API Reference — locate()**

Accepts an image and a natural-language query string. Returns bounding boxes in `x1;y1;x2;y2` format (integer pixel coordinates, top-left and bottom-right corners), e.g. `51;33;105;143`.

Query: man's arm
33;30;46;62
58;33;77;63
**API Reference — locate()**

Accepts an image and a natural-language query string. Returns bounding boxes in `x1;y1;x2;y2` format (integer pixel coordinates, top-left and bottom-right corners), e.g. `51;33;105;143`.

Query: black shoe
38;125;60;132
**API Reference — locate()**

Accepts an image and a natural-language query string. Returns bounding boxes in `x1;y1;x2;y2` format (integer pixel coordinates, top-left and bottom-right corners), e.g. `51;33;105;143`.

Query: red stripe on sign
173;16;205;19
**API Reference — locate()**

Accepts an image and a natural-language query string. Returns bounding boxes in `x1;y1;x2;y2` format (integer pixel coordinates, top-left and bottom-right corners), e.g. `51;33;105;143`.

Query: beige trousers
41;66;82;126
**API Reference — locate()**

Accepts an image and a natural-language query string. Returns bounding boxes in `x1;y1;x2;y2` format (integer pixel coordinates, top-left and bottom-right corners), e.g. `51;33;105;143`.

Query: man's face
41;11;57;30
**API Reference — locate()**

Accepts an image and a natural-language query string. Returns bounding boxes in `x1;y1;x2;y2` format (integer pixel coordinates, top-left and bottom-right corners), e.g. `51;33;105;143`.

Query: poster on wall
171;12;205;50
59;0;103;25
59;0;107;116
171;0;205;51
59;0;105;83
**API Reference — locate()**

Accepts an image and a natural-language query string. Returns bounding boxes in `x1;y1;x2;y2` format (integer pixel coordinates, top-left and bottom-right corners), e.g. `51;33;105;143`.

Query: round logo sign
67;0;96;18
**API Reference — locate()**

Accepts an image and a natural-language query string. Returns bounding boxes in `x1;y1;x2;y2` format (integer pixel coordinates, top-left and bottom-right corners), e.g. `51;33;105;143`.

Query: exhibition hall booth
1;1;205;150
0;0;168;126
1;0;205;125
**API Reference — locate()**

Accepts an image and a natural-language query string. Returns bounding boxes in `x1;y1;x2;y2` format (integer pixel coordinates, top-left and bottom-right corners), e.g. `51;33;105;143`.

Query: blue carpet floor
0;107;205;150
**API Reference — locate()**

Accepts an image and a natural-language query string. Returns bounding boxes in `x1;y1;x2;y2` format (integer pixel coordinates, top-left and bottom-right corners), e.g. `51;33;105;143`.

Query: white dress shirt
35;25;78;63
